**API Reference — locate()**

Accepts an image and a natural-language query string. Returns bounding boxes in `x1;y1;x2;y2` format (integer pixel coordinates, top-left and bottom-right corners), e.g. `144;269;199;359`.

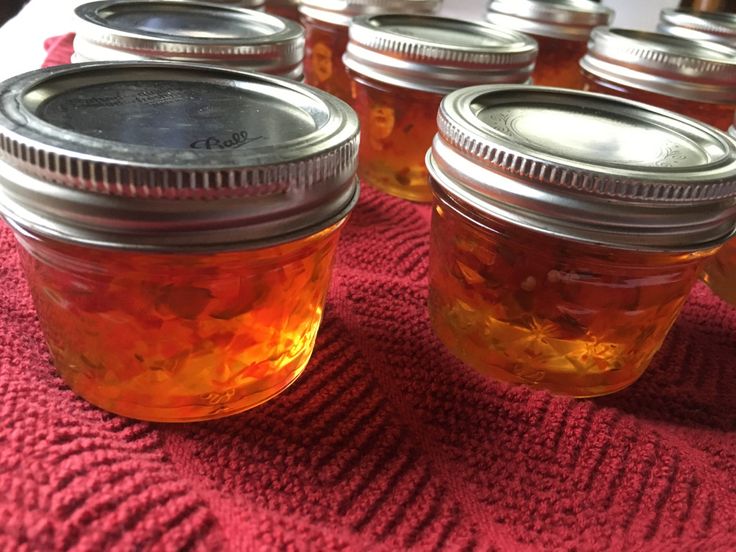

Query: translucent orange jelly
428;191;714;397
302;16;352;103
16;221;345;422
531;34;587;88
350;76;441;202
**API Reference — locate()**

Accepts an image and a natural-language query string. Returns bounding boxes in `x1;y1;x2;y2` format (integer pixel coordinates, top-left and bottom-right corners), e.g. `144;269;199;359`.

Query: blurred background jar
73;0;304;79
0;61;359;422
485;0;613;88
265;0;299;20
343;14;536;202
659;7;736;45
426;85;736;397
299;0;441;103
193;0;265;8
580;28;736;131
678;0;736;11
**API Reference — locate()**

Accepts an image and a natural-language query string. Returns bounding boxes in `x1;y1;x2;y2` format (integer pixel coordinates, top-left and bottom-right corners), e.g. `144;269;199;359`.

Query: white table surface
0;0;675;83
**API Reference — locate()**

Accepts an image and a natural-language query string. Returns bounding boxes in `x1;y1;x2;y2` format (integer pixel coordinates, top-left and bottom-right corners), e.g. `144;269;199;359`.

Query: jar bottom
55;355;310;422
360;163;433;203
429;298;651;398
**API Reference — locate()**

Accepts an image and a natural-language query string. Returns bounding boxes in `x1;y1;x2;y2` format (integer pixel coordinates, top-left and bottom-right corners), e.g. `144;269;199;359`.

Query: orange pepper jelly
299;0;441;103
485;0;613;89
426;86;736;397
580;28;736;132
265;0;300;20
0;62;359;422
343;15;537;202
73;1;304;80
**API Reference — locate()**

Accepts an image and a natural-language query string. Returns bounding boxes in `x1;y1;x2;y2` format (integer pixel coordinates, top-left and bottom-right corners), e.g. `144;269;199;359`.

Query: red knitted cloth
1;34;734;550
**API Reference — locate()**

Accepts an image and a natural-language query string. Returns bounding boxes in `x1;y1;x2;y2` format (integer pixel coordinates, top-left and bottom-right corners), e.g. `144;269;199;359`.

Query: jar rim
485;0;613;41
0;61;360;251
343;15;537;93
428;84;736;251
73;0;304;75
580;27;736;104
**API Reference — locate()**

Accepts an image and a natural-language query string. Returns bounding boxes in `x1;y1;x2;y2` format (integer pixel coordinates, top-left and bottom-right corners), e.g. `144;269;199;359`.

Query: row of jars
1;1;736;421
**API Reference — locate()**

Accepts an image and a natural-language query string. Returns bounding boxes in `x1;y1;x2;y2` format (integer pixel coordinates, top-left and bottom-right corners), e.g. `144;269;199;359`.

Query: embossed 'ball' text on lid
427;85;736;250
343;14;538;93
0;61;359;251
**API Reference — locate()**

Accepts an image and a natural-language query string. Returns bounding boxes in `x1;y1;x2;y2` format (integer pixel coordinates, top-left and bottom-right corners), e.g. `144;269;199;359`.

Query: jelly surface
350;75;442;202
428;190;713;397
530;34;587;89
16;221;345;422
582;71;736;131
302;16;352;103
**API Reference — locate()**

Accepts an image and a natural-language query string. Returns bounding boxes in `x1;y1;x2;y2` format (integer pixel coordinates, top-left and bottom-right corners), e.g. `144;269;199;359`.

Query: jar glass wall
302;15;351;102
14;219;346;422
350;73;442;202
530;33;587;88
428;189;714;397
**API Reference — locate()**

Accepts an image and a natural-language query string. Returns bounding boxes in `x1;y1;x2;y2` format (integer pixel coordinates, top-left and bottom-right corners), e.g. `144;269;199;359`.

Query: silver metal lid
343;15;537;93
485;0;613;41
658;8;736;46
0;61;359;251
299;0;441;27
428;85;736;251
580;27;736;104
73;1;303;78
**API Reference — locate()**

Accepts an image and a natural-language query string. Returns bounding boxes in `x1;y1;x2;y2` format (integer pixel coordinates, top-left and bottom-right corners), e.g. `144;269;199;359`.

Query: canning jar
485;0;612;88
678;0;736;12
580;28;736;131
299;0;441;103
0;61;359;422
73;0;303;79
265;0;300;20
658;8;736;46
343;15;536;202
426;85;736;397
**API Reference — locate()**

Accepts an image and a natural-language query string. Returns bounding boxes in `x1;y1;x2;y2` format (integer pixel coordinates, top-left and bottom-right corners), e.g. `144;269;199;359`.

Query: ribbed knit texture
0;34;734;550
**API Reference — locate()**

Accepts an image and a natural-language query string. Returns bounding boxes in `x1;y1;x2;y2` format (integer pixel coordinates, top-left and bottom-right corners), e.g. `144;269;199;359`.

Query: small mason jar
73;0;303;79
265;0;300;20
580;28;736;132
658;8;736;46
701;116;736;304
0;61;359;422
343;14;536;202
485;0;613;88
426;85;736;397
299;0;441;103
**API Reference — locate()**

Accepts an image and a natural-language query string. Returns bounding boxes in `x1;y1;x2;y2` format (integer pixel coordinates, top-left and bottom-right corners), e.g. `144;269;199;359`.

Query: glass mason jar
73;0;303;79
299;0;441;103
426;85;736;397
659;8;736;46
265;0;300;20
701;117;736;304
0;61;359;422
485;0;613;89
580;28;736;132
343;15;537;202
